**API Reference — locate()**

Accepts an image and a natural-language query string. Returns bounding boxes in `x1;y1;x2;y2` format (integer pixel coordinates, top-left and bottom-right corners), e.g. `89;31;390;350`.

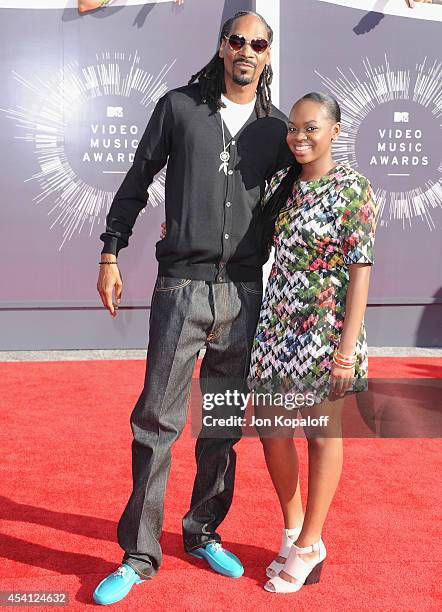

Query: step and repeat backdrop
0;0;441;347
0;0;253;311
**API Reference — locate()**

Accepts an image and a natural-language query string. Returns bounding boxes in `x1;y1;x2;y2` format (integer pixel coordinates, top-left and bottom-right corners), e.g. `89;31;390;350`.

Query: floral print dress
248;163;378;402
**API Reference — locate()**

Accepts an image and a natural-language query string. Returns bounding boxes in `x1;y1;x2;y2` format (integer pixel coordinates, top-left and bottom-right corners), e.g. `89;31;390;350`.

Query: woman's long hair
188;11;274;118
257;92;341;256
258;164;301;259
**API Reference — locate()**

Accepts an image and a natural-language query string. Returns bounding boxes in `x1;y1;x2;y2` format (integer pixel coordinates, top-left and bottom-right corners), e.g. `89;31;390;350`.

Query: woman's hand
329;363;355;397
160;222;167;239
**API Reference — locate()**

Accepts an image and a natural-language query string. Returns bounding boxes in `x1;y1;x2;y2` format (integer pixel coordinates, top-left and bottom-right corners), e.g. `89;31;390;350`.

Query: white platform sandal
266;527;302;578
264;538;326;593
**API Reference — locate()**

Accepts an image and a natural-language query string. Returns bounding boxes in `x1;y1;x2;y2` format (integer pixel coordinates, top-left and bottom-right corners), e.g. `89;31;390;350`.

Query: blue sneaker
93;564;144;605
188;542;244;578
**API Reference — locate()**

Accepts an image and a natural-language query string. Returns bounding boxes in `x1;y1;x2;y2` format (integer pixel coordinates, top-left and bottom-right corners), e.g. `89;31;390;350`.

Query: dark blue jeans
117;277;262;578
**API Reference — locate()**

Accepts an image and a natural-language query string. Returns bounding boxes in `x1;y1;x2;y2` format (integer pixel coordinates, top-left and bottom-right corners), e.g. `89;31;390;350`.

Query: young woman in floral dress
248;92;378;593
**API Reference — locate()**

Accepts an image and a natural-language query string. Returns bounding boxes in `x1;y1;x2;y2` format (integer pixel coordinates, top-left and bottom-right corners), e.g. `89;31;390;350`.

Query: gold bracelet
332;359;355;369
334;357;356;366
336;350;356;361
333;353;356;367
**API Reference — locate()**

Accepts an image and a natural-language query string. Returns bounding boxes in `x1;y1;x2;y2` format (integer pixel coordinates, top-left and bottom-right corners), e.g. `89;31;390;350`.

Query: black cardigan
100;83;293;282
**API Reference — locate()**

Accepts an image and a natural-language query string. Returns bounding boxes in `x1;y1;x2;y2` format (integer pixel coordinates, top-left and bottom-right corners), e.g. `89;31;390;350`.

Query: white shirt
220;94;256;137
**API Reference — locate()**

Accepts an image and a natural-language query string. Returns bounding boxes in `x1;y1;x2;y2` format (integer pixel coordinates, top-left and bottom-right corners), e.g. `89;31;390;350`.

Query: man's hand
97;255;123;317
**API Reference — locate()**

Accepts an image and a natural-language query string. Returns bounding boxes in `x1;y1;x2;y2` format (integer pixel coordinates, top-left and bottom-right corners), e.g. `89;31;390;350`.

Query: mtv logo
107;106;123;118
394;112;409;123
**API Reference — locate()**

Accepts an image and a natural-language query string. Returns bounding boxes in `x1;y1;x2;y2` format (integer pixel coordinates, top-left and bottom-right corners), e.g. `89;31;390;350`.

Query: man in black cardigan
93;10;294;605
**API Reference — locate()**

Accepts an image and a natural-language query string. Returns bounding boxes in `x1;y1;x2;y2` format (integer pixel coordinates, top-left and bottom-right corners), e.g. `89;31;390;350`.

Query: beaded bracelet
99;261;118;265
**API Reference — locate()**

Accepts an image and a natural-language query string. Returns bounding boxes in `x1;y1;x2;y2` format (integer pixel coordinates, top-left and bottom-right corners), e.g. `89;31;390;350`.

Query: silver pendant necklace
219;117;232;175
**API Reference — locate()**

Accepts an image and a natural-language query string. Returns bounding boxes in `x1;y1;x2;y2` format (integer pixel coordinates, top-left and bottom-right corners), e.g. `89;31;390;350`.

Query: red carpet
0;358;441;611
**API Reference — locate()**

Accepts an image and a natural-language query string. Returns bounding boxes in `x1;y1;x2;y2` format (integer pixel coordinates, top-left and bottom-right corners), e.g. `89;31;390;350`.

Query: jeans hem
183;536;222;553
123;558;157;580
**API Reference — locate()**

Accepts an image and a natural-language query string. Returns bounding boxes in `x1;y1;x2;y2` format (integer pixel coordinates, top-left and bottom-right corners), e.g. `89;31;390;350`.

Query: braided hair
188;11;274;117
257;92;341;256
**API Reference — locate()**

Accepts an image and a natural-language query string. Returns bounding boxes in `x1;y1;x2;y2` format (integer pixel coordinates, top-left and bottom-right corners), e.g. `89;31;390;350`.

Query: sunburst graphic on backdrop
1;51;176;249
316;56;442;230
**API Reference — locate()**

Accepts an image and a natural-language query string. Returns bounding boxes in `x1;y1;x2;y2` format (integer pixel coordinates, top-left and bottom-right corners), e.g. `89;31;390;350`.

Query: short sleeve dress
248;163;378;402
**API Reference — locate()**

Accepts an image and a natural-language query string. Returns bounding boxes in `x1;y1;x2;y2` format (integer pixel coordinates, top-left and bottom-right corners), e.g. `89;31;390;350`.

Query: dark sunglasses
224;34;269;54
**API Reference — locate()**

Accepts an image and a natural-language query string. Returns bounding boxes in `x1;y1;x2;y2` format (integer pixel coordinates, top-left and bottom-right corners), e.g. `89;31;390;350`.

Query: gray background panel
0;0;440;348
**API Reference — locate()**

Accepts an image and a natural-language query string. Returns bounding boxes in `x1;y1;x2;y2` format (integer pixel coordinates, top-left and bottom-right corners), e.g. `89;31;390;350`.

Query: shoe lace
114;566;129;578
